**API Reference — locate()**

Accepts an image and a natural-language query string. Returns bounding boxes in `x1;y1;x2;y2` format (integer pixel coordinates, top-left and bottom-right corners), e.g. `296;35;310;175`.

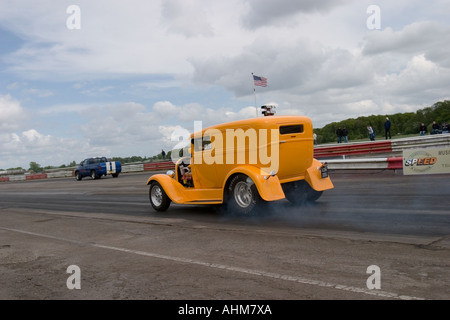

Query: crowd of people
334;118;449;144
420;121;449;135
335;127;349;143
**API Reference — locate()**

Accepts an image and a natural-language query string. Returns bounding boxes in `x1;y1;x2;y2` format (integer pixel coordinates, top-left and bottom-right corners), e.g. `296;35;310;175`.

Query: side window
280;124;304;135
192;137;212;152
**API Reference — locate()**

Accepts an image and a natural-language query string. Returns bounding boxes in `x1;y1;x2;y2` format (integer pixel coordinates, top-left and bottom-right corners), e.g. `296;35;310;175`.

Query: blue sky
1;0;450;169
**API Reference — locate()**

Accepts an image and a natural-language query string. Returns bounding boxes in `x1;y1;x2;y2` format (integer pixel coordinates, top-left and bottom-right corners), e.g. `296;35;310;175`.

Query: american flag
253;75;267;87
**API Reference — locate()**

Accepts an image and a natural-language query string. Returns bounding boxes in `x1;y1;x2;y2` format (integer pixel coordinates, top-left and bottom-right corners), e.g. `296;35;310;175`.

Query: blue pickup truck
74;157;122;180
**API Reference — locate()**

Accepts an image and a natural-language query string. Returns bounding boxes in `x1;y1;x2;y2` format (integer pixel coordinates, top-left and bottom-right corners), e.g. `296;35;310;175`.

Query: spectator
431;121;440;134
419;123;427;136
367;125;375;141
313;132;317;145
384;117;392;140
442;122;449;134
161;149;166;160
342;127;349;143
336;127;343;143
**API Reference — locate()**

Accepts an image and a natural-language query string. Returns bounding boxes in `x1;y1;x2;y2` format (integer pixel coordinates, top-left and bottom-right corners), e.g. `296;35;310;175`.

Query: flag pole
252;73;258;117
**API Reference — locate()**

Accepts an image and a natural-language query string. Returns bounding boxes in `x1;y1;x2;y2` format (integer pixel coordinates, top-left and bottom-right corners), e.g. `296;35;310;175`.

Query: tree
314;100;450;143
29;161;43;173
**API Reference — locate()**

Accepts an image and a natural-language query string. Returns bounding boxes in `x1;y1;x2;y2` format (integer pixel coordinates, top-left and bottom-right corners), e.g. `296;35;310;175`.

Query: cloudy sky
1;0;449;169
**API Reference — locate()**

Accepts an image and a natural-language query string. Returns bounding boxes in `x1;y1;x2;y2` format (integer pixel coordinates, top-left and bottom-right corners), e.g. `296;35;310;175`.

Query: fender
224;166;285;202
147;174;190;204
305;158;334;191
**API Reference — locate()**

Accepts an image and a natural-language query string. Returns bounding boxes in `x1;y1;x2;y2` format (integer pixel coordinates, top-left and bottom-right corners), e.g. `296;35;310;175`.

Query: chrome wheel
150;184;163;207
149;181;171;212
233;181;253;208
227;174;262;215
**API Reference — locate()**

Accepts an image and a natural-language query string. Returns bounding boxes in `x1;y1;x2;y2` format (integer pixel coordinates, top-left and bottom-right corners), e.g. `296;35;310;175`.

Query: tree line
313;100;450;144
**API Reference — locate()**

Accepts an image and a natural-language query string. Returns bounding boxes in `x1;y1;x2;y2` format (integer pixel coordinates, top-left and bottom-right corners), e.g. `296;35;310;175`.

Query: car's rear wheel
227;174;261;215
149;181;171;212
283;180;307;205
306;187;323;201
283;180;322;205
90;170;97;180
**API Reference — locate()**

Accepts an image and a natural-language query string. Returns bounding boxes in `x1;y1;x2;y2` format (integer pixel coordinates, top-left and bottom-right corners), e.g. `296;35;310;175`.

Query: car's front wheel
75;171;82;181
149;181;171;212
227;174;261;215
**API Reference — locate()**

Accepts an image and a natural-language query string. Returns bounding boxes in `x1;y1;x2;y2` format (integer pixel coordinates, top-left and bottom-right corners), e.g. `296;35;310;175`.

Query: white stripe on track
0;226;425;300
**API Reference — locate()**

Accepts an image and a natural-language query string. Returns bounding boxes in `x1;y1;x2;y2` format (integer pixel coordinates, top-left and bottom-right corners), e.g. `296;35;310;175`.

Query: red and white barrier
143;162;175;171
325;157;402;170
25;173;48;180
314;141;392;158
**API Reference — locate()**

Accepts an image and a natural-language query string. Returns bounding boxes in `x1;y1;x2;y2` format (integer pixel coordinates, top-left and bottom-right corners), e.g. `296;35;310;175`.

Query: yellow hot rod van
147;114;333;215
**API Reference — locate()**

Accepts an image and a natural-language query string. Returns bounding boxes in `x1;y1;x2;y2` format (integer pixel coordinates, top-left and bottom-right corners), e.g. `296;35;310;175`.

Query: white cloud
0;129;109;169
242;0;348;29
0;0;251;79
161;0;214;37
376;55;450;103
362;21;450;67
22;88;54;98
153;101;179;117
0;94;26;132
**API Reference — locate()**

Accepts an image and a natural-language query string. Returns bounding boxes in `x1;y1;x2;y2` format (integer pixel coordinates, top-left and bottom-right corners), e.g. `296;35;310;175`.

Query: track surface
0;170;449;300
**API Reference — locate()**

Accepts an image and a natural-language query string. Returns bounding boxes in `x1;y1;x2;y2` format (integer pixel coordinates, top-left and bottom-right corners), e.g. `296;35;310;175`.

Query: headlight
320;164;328;178
166;170;175;178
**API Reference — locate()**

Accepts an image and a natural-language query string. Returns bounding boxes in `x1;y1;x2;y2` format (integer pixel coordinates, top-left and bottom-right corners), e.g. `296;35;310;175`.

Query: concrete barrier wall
326;157;402;170
391;134;450;153
314;134;450;159
122;164;144;173
46;171;74;178
9;175;26;182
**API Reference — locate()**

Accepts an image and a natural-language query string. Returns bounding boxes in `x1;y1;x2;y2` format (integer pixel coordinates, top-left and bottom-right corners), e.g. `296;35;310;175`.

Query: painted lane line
0;226;425;300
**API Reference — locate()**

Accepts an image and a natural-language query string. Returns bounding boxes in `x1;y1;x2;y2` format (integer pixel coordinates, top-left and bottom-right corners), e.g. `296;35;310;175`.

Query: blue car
75;157;121;180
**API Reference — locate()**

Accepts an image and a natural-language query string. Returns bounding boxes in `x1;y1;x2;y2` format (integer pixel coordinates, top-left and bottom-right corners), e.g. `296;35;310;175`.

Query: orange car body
147;115;333;211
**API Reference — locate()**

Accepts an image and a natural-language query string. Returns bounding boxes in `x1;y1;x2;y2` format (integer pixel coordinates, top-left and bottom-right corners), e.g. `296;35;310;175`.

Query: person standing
336;127;343;143
367;125;375;141
384;117;392;139
342;127;348;143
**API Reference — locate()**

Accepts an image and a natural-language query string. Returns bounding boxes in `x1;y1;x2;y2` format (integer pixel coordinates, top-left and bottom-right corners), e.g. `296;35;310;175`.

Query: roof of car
191;115;311;137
